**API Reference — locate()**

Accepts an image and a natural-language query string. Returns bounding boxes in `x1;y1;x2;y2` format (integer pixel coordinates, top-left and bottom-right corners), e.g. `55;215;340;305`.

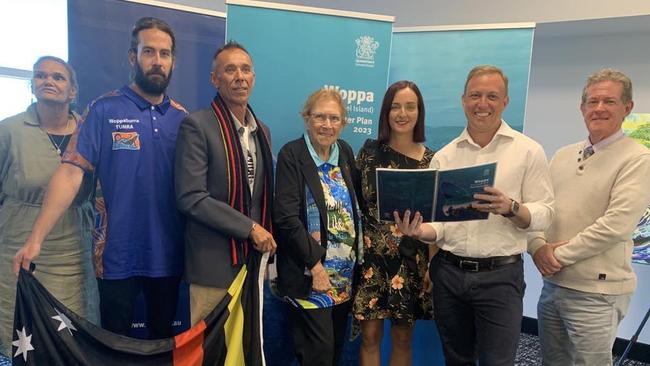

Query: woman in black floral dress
353;80;436;366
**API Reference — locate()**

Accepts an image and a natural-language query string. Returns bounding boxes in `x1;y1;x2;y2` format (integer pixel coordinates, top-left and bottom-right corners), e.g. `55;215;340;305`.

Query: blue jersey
64;85;187;279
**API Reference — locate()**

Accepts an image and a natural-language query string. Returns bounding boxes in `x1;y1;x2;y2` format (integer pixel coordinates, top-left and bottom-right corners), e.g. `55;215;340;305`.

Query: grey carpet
516;333;649;366
1;332;648;365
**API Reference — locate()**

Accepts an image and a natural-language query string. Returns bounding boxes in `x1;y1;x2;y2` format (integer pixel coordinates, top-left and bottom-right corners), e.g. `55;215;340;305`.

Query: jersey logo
112;132;141;150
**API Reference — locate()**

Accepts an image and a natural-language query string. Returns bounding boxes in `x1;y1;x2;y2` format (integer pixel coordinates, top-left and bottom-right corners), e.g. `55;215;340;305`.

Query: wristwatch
502;199;520;218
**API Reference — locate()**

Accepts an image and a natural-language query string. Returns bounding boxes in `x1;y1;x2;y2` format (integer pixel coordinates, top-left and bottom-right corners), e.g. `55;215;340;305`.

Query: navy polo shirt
64;85;187;280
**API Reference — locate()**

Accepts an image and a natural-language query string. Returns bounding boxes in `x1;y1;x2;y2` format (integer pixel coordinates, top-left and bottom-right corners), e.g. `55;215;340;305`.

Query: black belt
438;249;521;272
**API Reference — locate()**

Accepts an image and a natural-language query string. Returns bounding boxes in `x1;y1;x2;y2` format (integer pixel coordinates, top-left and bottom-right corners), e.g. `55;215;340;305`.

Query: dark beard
133;61;172;96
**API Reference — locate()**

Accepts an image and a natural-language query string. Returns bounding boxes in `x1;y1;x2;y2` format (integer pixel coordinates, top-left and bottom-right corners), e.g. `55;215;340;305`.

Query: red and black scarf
211;94;273;265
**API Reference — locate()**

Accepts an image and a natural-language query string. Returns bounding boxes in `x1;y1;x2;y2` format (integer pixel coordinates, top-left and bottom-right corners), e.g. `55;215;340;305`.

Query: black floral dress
353;139;434;326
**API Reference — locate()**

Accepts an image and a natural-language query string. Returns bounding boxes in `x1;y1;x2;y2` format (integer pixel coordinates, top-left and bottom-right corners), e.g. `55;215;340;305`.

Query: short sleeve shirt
63;85;187;279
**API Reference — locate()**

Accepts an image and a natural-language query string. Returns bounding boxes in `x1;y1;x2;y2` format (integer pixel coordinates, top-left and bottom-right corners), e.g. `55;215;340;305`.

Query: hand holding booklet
376;162;497;222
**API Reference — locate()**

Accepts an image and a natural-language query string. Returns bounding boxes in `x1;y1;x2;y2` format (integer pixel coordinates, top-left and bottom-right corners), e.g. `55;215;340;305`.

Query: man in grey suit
174;41;276;325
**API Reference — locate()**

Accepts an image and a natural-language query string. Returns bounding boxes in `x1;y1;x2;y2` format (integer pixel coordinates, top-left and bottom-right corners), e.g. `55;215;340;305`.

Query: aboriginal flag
11;254;265;366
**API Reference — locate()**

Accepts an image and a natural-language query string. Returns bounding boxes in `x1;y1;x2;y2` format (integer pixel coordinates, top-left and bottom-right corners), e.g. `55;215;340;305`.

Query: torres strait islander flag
11;254;266;366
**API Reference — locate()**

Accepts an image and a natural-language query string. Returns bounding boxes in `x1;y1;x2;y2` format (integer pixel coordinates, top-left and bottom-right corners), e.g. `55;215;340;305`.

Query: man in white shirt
396;65;554;365
529;68;650;366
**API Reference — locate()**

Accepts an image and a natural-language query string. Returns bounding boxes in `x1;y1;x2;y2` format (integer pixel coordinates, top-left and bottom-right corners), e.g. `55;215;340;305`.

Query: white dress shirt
231;109;258;193
427;121;554;257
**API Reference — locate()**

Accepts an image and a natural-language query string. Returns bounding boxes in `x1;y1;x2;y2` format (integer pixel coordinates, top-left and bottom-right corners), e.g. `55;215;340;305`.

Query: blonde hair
581;68;632;104
301;88;347;123
464;65;508;96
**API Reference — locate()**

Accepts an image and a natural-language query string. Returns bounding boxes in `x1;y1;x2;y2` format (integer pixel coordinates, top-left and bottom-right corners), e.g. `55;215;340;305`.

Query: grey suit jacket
174;107;271;288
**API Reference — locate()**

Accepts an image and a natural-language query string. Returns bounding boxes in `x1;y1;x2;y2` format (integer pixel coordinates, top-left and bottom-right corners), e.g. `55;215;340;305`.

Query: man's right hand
310;261;331;292
13;239;42;275
249;223;277;255
532;241;567;277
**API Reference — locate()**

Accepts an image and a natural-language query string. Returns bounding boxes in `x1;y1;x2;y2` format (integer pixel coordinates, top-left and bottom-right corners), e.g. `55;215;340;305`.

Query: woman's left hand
310;261;332;292
393;210;423;239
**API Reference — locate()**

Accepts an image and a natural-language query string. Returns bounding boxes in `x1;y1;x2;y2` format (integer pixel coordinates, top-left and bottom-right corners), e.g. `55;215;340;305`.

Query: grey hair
581;68;632;104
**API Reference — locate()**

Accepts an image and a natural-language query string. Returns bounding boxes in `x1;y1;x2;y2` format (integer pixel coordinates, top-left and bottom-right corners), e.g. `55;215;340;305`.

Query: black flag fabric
11;253;264;366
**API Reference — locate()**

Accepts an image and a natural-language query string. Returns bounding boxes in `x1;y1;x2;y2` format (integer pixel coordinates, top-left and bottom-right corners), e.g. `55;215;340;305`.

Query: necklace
36;107;75;154
388;141;424;161
45;132;71;155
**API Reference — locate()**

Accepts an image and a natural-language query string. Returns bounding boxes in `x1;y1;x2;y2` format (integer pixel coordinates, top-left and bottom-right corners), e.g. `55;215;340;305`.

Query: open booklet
376;162;497;222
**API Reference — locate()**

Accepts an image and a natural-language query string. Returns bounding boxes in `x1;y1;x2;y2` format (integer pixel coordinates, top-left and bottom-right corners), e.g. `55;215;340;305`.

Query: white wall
524;14;650;344
173;0;650;26
525;15;650;155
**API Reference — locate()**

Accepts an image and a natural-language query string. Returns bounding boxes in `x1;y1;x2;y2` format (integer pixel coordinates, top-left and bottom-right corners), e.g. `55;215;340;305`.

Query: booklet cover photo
376;162;497;222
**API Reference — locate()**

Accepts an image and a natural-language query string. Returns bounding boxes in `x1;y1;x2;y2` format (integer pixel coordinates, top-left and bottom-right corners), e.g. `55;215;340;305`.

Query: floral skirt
352;236;433;326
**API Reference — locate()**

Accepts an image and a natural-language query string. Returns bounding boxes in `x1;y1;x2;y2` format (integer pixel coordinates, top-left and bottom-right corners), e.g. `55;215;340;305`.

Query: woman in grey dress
0;56;97;356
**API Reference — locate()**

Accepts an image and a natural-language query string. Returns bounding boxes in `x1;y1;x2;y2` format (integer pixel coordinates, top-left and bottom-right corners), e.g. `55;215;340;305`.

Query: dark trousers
97;276;181;339
430;254;525;366
288;301;350;366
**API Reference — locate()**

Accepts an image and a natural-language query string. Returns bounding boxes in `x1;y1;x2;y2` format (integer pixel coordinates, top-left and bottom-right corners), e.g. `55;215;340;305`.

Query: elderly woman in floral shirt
274;88;362;366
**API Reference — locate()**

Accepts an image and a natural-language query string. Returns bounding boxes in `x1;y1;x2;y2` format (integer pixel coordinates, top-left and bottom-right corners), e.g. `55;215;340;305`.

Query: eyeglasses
310;113;343;125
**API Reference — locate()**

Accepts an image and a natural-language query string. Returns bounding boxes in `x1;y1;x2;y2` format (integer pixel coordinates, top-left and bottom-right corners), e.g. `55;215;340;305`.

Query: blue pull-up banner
390;24;535;151
226;0;394;154
68;0;226;113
